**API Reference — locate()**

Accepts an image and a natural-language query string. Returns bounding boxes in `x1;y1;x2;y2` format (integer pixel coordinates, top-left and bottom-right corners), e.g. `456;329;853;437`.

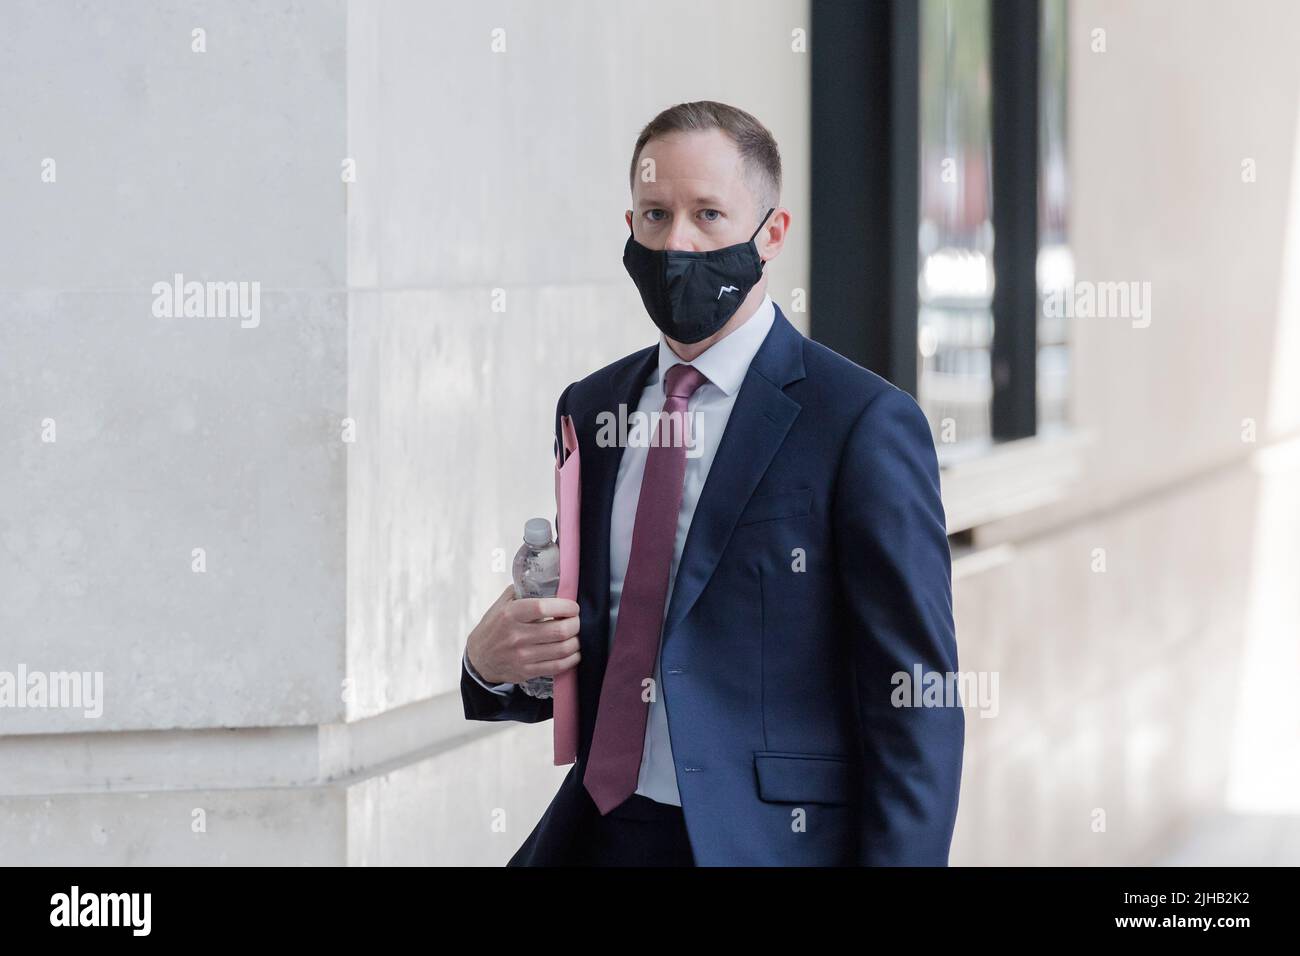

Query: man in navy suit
463;101;963;866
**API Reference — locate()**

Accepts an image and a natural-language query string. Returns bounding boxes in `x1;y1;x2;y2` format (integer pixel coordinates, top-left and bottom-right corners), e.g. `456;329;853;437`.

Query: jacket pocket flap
753;751;855;805
736;488;812;526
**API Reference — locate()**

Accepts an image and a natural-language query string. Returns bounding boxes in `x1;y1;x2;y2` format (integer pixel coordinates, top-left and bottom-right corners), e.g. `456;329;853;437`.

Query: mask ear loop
751;206;775;265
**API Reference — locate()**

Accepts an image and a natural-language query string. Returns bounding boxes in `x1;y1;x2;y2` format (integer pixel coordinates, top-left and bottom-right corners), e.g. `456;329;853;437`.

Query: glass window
918;0;1071;451
918;0;994;449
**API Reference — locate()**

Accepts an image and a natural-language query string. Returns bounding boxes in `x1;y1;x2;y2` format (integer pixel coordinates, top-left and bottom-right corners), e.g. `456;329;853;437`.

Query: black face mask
623;206;775;344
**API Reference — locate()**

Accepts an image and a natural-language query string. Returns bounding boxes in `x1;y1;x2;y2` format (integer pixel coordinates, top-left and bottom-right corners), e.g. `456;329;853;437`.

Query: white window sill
937;424;1096;537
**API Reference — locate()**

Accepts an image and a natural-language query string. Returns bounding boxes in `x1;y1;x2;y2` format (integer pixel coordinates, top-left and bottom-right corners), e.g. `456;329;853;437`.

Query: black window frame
810;0;1042;444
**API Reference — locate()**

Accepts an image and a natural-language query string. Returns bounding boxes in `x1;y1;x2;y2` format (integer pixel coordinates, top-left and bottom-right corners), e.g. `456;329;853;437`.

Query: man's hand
465;584;581;685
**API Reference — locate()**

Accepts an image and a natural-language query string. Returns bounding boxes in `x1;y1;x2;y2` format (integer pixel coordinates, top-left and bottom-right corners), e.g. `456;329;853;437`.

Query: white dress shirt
465;294;777;807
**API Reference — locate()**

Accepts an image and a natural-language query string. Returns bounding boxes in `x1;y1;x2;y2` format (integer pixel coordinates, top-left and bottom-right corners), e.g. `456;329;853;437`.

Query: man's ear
759;208;785;261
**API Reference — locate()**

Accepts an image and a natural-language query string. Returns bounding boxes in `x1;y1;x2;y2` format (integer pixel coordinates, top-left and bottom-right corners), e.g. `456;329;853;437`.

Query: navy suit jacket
462;303;964;866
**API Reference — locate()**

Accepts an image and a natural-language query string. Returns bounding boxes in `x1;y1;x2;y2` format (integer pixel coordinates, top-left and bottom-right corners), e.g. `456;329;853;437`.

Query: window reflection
918;0;995;448
918;0;1071;450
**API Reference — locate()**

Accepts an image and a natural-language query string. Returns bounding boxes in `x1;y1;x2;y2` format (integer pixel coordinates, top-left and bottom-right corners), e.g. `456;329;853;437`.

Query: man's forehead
638;131;744;180
633;190;733;207
632;167;749;207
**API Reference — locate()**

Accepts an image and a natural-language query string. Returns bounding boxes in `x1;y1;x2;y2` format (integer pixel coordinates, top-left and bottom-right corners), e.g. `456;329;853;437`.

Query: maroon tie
583;362;711;815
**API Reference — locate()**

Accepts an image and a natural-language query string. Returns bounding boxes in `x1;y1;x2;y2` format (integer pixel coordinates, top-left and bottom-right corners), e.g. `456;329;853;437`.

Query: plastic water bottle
512;518;561;699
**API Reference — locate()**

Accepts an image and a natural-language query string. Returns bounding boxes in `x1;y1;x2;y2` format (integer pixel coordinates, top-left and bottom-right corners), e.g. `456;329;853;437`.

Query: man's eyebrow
635;196;729;208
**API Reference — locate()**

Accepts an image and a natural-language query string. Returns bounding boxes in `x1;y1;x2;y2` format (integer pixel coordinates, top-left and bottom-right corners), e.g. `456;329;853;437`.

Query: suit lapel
662;305;806;637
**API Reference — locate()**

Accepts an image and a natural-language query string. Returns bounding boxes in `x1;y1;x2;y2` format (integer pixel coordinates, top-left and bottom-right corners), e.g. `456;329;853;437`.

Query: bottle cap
523;518;553;547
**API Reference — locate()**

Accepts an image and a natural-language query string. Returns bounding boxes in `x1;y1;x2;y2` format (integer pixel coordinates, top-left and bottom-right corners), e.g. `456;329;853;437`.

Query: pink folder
551;414;581;765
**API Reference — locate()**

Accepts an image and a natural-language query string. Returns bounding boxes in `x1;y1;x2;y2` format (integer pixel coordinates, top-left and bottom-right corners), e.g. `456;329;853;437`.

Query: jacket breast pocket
736;487;812;527
753;750;857;805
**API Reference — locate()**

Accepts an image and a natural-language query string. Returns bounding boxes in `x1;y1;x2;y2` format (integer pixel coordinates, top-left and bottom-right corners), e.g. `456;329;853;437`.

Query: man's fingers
508;596;579;622
532;615;580;643
523;647;582;679
538;597;580;620
524;635;581;664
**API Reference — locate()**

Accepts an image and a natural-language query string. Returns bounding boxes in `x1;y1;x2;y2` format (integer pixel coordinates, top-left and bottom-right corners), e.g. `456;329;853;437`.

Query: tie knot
664;363;710;401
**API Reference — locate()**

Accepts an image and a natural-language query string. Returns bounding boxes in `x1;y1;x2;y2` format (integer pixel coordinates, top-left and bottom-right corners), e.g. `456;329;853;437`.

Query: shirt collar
653;294;775;398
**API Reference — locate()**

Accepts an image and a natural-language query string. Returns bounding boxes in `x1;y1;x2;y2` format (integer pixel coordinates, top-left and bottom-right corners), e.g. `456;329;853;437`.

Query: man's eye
699;209;721;222
645;210;666;222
